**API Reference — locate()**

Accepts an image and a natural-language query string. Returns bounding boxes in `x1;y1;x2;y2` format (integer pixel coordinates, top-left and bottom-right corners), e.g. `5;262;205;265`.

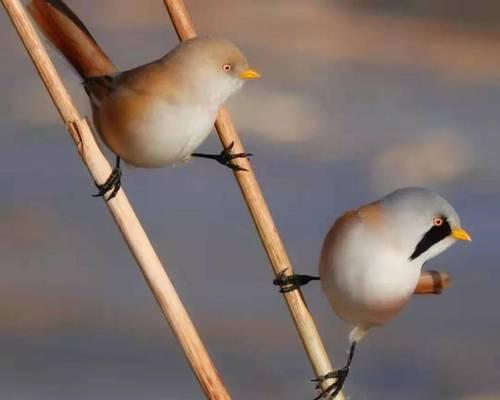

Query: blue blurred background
0;1;499;399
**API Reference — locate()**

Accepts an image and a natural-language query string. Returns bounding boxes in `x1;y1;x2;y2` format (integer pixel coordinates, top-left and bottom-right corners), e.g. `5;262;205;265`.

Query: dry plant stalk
162;0;343;397
1;0;230;398
415;271;450;295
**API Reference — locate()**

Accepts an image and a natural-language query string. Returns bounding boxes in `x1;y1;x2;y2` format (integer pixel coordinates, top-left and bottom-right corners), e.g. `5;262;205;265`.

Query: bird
28;0;261;200
274;187;471;399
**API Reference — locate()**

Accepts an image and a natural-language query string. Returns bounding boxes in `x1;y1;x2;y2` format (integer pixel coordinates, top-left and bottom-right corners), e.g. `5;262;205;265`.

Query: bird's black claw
219;141;252;171
312;367;349;386
191;142;252;171
226;162;248;172
312;367;349;400
92;167;122;201
312;342;356;399
273;269;320;293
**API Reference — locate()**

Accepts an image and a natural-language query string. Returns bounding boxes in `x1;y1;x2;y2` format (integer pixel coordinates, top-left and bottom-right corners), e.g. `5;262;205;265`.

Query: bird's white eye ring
433;217;444;226
222;64;231;72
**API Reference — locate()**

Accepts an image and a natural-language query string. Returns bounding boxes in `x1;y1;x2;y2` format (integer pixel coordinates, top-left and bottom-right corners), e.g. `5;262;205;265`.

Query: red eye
433;217;444;226
222;64;231;72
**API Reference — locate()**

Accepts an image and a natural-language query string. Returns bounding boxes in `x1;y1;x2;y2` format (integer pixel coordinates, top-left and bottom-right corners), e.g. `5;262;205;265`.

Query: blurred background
0;0;499;399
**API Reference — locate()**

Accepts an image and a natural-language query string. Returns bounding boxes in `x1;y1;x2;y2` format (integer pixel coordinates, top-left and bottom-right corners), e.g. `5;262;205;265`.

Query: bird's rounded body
28;0;260;200
94;92;220;167
319;205;421;329
88;38;250;168
319;188;469;338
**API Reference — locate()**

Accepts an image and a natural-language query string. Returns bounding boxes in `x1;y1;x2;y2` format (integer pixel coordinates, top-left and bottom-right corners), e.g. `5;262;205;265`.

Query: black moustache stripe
409;220;452;260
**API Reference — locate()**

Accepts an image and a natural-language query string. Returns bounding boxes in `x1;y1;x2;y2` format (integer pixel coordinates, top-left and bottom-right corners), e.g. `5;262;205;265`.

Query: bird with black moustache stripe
274;187;471;399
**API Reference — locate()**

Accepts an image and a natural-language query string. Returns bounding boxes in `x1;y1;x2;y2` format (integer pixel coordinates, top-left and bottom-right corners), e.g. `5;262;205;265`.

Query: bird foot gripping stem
272;269;320;293
192;141;252;171
312;341;357;400
92;156;122;201
312;367;349;400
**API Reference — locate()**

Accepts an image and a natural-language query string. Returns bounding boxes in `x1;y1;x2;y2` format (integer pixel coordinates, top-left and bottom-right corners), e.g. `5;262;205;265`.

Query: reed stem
1;1;230;398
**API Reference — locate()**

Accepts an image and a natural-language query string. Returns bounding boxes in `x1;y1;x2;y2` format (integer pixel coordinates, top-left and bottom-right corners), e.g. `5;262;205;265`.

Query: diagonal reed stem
1;0;230;398
162;0;343;398
415;270;450;295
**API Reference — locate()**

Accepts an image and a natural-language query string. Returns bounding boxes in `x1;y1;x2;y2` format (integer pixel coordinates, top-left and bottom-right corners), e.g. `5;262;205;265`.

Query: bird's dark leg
92;156;122;201
312;342;357;400
191;141;252;171
273;269;320;293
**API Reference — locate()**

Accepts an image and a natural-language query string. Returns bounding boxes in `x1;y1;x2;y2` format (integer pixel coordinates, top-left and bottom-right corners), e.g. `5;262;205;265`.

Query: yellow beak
240;68;261;80
451;227;472;242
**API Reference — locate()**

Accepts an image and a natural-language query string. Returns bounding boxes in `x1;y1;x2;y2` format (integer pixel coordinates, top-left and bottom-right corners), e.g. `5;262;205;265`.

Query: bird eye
222;64;232;72
433;217;444;226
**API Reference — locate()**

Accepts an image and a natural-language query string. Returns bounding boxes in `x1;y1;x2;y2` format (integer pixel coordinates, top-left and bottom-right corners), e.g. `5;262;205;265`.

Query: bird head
378;187;471;265
169;37;260;105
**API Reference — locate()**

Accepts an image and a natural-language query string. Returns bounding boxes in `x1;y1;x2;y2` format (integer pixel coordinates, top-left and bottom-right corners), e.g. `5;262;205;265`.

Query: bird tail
27;0;116;78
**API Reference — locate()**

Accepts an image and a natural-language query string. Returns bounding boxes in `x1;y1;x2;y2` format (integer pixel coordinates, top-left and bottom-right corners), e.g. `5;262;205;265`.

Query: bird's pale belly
322;257;421;328
96;100;218;168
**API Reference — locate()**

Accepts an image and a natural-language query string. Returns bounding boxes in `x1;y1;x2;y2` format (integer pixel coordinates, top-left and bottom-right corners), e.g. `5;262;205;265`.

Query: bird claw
191;141;252;171
273;269;320;293
312;367;349;385
219;141;252;171
312;367;349;400
92;167;122;201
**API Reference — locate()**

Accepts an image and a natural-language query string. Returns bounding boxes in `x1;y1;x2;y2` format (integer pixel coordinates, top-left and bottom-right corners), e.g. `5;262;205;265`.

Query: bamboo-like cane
1;1;230;398
162;0;343;398
415;271;450;295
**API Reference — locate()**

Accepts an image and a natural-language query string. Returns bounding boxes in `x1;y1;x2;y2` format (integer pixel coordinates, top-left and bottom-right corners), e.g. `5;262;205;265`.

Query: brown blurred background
0;1;499;399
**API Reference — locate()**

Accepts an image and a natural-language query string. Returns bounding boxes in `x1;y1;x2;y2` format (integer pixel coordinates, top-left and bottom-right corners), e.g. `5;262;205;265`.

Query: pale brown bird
275;187;471;399
28;0;260;199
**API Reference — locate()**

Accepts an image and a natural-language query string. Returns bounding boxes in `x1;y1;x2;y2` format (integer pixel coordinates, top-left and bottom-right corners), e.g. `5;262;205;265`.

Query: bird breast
319;215;422;328
95;95;218;168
